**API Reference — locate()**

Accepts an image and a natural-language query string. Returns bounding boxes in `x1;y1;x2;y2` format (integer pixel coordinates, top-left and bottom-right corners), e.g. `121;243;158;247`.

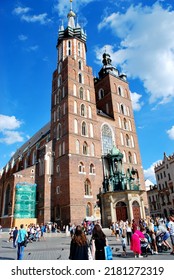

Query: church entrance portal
116;201;128;222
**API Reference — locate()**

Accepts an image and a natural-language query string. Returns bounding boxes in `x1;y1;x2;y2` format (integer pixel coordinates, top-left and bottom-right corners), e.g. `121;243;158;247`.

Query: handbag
20;235;28;247
88;247;93;260
104;245;113;260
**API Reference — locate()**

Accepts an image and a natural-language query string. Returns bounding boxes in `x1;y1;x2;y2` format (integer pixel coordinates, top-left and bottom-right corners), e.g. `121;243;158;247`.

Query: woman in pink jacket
130;229;145;258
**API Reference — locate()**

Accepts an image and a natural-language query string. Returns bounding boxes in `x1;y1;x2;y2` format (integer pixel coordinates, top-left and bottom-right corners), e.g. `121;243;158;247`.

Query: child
121;234;127;256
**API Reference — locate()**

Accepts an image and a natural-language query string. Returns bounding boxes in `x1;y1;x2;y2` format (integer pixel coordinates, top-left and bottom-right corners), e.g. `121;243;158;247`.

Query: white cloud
27;45;39;52
97;2;174;105
166;126;174;140
13;7;31;15
13;6;52;25
0;130;24;145
0;115;22;131
18;34;28;41
144;161;160;184
130;91;143;111
0;115;24;145
54;0;96;16
21;13;52;25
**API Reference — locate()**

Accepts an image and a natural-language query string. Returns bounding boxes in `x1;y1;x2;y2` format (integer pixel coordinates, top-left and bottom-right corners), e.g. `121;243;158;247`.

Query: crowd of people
110;215;174;258
1;214;174;260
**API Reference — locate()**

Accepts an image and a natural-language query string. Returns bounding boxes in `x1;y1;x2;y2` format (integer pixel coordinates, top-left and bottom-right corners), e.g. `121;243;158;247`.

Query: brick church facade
0;5;148;229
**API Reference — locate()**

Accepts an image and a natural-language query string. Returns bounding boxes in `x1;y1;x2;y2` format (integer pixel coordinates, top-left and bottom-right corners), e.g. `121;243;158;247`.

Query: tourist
69;225;88;260
91;224;108;260
167;215;174;255
130;229;145;258
16;224;27;260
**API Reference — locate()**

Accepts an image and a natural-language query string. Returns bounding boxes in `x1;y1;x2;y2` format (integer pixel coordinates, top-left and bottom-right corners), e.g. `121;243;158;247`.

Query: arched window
123;118;128;130
84;179;92;196
57;123;61;139
79;162;84;173
3;184;10;215
76;140;80;154
78;42;81;56
82;121;87;136
101;124;114;155
79;87;84;99
58;62;62;74
86;202;92;217
118;86;124;97
118;117;122;128
57;106;61;120
83;141;88;155
98;88;104;100
89;163;95;174
126;134;130;147
128;151;132;163
62;141;65;155
74;119;78;134
58;143;61;156
62;86;65;98
78;60;82;70
68;40;71;55
32;151;36;165
58;75;62;87
79;73;82;83
80;104;86;116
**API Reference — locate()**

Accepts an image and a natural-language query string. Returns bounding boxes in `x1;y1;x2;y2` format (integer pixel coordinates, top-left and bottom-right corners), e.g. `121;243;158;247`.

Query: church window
62;141;65;155
57;123;61;139
79;162;84;173
79;87;84;99
57;106;61;120
118;86;124;97
101;124;114;155
58;144;61;157
58;75;62;87
86;203;92;217
79;73;82;83
80;104;86;117
68;40;71;55
98;88;104;100
78;42;81;56
126;134;131;147
89;163;95;174
129;120;132;131
84;179;92;196
106;103;109;114
3;184;10;216
62;87;65;98
83;141;88;155
58;62;62;74
118;117;122;128
128;152;132;163
78;60;82;70
82;121;87;136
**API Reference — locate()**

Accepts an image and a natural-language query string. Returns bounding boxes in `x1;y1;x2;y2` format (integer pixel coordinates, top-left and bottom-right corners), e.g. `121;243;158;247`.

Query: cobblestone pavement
0;230;174;260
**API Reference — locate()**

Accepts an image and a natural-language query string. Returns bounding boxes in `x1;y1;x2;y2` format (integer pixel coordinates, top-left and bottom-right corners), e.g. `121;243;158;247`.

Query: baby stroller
140;233;153;257
156;232;168;252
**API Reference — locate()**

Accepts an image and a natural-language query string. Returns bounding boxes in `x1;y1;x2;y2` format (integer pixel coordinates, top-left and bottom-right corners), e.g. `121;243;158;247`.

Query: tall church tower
50;3;102;225
50;2;148;226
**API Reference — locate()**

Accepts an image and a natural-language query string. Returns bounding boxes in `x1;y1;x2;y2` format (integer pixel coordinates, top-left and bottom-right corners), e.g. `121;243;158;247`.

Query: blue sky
1;0;174;183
